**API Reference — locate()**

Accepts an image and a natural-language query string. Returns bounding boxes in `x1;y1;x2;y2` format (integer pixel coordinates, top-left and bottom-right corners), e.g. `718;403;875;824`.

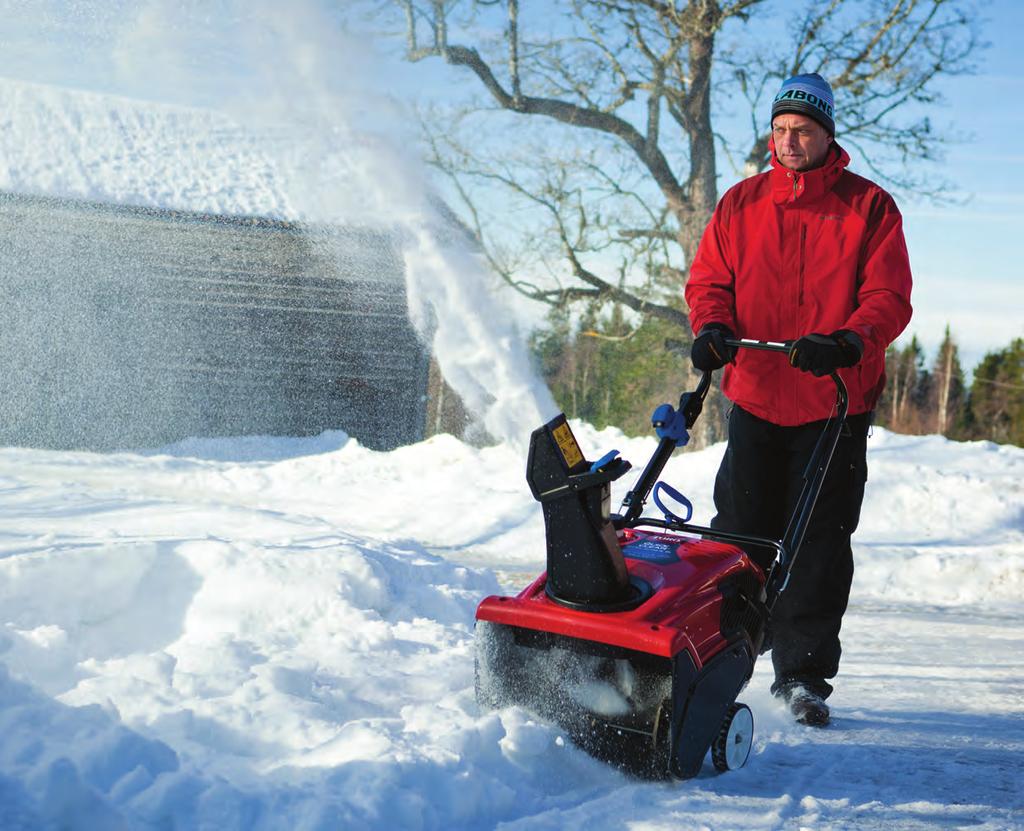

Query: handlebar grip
723;337;793;354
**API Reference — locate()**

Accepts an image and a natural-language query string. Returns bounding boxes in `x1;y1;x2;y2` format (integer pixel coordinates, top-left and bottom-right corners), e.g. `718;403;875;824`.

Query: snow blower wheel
711;702;753;772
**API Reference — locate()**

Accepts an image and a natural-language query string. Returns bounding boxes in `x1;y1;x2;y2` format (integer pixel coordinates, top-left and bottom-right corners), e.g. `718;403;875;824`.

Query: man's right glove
789;330;864;377
691;323;737;372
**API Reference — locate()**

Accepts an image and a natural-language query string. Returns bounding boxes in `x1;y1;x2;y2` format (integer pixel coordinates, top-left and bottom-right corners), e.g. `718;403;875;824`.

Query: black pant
710;405;869;698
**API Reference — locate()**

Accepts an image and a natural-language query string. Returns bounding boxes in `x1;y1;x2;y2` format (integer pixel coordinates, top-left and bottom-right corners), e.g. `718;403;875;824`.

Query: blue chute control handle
652;481;693;524
651;403;691;448
590;449;621;472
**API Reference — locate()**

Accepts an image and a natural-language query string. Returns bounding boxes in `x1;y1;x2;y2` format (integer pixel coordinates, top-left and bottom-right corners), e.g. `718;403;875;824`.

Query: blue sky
890;1;1024;370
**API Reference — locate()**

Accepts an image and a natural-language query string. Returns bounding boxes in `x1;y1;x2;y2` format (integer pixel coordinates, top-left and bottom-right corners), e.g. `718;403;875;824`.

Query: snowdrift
0;428;1021;828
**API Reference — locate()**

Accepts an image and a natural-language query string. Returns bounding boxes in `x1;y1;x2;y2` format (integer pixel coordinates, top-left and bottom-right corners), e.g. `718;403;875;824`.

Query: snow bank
855;430;1024;605
0;489;584;828
0;434;607;828
0;427;1020;827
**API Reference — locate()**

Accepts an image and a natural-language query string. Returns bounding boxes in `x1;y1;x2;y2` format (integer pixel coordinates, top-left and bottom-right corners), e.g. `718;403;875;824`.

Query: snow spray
222;1;559;446
0;0;556;448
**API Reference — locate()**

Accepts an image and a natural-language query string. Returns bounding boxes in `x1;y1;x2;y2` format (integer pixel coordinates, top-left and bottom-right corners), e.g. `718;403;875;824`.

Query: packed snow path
0;428;1021;829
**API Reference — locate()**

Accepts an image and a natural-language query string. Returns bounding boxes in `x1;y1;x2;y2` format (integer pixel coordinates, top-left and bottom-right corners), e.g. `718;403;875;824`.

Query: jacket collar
769;138;849;204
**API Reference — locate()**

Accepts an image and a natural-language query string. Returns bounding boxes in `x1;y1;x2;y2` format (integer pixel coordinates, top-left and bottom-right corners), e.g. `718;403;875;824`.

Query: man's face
772;113;833;172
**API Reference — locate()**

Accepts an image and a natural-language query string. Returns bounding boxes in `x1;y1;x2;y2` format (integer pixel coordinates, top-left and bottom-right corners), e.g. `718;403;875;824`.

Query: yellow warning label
552;422;584;469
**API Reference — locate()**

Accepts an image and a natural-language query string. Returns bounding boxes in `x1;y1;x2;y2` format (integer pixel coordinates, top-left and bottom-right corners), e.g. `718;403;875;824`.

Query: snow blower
475;338;849;778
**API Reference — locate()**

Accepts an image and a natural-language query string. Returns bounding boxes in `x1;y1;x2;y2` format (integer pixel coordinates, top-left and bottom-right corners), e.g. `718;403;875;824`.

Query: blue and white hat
771;73;835;135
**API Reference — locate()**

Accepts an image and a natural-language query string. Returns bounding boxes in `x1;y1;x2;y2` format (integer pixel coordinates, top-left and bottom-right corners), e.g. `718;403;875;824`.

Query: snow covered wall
0;189;431;451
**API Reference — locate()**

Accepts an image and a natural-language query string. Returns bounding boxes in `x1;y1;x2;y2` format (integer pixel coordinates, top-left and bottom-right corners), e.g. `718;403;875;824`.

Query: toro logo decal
622;538;681;564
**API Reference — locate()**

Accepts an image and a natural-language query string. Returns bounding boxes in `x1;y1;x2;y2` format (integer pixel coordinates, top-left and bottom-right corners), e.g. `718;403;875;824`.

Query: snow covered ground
0;426;1021;830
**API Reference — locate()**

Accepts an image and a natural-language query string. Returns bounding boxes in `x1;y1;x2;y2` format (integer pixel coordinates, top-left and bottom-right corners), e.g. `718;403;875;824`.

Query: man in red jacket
685;73;912;726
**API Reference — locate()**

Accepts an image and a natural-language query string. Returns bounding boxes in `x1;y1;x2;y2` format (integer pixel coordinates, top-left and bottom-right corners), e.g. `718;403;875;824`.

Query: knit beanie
771;73;835;135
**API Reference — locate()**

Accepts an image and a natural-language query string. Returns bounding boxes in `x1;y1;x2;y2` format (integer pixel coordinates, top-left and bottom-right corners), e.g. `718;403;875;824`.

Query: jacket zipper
798;224;807;306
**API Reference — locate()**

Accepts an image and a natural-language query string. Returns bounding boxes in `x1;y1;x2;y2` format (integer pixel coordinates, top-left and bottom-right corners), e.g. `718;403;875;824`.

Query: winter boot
778;683;830;727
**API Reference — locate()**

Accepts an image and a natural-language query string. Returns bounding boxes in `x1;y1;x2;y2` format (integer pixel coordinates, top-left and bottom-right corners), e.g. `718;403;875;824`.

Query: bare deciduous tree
387;0;979;332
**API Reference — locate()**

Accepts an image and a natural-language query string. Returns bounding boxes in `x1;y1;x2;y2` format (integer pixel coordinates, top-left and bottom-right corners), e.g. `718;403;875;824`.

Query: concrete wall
0;191;430;451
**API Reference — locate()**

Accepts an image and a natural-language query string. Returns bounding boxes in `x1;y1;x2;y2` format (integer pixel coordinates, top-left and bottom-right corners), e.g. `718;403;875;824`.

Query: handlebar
616;336;850;607
724;336;792;353
722;337;848;413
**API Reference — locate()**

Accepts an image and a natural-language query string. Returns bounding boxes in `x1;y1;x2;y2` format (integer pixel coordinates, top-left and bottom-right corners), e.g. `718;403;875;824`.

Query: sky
892;2;1024;370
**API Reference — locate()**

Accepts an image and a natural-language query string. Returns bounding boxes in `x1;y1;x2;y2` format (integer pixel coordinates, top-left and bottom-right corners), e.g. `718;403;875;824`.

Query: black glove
789;330;863;377
691;323;737;372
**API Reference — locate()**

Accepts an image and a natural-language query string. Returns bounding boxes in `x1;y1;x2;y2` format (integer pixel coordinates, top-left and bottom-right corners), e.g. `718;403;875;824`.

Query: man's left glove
789;330;864;377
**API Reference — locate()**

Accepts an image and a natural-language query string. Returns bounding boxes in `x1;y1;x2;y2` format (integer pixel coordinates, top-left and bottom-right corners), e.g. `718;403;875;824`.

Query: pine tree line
877;328;1024;446
533;317;1024;448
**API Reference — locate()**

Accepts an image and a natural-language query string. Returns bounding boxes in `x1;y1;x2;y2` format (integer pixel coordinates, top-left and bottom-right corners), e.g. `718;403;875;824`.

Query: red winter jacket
685;141;913;426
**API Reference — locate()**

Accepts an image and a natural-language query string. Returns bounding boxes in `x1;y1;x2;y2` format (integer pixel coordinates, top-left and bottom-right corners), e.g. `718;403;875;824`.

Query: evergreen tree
963;338;1024;446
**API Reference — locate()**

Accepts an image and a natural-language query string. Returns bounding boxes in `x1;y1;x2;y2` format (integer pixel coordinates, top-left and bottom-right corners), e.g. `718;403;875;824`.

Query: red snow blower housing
475;338;849;778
